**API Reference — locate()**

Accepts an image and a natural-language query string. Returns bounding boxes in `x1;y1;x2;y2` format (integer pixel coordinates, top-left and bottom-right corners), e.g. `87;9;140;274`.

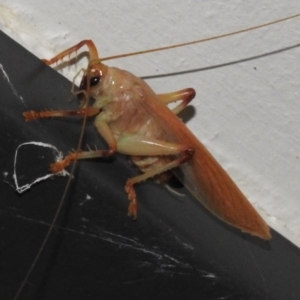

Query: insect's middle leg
51;119;116;173
50;148;115;173
157;87;195;115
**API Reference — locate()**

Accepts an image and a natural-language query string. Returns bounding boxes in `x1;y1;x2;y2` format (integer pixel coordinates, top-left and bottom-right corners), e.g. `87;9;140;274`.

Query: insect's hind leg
116;135;194;219
157;88;195;115
125;148;194;219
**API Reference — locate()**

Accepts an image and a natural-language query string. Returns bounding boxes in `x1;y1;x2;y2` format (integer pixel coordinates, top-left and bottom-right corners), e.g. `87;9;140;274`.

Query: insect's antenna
13;71;93;300
101;12;300;61
90;58;102;64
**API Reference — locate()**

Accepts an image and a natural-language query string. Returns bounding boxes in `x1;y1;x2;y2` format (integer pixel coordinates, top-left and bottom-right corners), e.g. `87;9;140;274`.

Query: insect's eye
89;74;101;87
89;68;102;87
79;69;102;91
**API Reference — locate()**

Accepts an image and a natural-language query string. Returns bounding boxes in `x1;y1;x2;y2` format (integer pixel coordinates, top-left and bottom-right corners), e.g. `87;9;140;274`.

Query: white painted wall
1;0;300;246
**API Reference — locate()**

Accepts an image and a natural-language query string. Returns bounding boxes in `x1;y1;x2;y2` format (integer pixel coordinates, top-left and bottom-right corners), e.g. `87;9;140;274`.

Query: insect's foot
50;161;66;173
127;201;137;221
125;181;138;220
23;110;53;121
50;153;76;173
23;111;38;122
41;58;52;65
127;202;137;220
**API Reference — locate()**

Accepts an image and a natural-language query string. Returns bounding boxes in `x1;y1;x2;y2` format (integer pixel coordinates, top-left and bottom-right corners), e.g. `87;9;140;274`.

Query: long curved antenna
102;12;300;61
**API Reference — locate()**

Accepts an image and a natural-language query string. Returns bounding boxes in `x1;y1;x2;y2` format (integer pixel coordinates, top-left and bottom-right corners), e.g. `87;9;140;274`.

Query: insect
9;10;300;300
22;12;300;244
24;38;271;239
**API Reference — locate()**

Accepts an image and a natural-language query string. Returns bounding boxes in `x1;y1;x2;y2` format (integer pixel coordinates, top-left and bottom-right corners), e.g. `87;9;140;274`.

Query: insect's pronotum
12;11;300;300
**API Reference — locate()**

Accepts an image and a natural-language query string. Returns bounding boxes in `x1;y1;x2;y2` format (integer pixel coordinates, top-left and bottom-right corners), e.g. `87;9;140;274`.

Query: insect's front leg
23;107;100;121
41;40;99;65
157;87;195;114
116;135;194;219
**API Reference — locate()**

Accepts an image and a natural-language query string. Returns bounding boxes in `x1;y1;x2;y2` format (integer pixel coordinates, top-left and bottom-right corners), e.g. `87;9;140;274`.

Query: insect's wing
138;90;270;239
173;138;271;240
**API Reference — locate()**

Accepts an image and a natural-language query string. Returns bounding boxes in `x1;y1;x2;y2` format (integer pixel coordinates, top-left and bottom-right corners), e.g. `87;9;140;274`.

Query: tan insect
13;12;300;300
25;36;272;238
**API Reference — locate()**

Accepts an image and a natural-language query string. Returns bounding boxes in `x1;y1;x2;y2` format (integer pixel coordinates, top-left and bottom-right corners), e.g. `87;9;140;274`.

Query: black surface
1;31;300;300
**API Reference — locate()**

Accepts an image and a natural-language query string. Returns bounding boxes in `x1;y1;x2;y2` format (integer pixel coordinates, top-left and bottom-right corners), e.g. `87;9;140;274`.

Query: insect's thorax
93;66;174;177
94;66;166;139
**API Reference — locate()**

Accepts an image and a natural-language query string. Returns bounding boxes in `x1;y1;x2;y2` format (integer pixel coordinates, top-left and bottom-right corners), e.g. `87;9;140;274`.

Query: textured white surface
1;0;300;245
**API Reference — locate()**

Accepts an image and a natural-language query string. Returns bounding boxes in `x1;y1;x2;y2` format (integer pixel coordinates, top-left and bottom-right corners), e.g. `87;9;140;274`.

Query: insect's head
78;59;108;100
